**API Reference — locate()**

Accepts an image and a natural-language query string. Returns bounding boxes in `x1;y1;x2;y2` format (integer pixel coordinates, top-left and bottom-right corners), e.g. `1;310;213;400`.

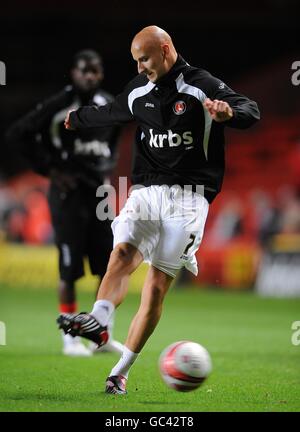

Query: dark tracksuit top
69;55;260;203
6;85;120;188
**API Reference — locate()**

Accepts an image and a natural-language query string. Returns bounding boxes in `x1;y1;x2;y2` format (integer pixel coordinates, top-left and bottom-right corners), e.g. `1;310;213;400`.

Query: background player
6;49;124;356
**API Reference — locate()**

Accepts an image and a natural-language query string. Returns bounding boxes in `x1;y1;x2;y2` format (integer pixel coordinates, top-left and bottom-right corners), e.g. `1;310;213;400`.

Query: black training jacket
69;55;260;202
6;85;121;187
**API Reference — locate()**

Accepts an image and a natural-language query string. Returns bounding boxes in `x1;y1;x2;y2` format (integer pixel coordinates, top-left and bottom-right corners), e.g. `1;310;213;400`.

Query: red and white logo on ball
173;100;186;115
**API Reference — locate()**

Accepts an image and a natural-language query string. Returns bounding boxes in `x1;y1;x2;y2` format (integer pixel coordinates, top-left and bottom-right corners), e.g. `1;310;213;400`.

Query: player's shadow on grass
96;394;185;406
6;390;84;403
139;401;187;406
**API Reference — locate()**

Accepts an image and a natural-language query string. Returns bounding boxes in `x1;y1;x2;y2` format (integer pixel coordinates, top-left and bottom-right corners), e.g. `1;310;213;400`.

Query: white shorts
111;185;209;278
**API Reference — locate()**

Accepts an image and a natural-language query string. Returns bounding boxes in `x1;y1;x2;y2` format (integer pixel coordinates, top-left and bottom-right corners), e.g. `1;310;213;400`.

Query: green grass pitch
0;283;299;412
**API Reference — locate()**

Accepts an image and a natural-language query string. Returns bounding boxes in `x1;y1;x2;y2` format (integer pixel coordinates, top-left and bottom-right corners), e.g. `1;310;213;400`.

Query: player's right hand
64;110;75;130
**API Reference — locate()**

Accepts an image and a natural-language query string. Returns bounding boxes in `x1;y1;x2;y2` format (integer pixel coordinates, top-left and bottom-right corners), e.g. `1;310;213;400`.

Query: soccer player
6;50;124;356
57;26;260;391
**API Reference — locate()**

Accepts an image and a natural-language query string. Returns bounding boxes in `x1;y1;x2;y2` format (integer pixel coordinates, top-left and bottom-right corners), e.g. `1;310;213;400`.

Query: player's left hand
64;110;75;130
203;98;233;122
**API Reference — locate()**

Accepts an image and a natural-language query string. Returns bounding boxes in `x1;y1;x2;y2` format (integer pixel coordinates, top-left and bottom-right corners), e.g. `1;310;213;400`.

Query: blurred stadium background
0;0;299;295
0;0;300;412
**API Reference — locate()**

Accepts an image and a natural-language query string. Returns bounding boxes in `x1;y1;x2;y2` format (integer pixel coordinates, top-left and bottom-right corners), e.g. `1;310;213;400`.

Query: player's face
71;59;103;92
131;45;167;83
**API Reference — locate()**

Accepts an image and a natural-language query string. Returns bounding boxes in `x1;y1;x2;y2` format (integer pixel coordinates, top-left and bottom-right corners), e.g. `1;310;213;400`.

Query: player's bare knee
107;244;138;274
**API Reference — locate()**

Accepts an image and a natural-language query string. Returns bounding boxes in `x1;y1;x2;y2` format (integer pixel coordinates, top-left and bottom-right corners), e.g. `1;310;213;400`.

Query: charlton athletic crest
173;100;186;115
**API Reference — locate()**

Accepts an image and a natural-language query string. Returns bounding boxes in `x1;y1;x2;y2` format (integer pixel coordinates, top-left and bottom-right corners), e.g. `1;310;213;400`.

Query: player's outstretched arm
64;90;134;130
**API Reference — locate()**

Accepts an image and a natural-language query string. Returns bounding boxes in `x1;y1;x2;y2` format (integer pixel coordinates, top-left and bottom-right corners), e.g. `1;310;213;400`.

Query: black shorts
48;183;113;282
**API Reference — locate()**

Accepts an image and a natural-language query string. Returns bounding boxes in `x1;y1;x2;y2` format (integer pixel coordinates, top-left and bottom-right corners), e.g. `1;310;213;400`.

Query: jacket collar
155;54;188;87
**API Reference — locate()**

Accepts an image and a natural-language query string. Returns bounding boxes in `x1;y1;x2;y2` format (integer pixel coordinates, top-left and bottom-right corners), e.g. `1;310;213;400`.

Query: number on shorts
183;234;196;255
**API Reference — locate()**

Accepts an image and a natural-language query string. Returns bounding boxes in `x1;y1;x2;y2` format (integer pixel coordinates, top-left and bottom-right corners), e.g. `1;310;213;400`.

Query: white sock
62;332;81;347
110;346;139;379
107;311;115;340
91;299;114;327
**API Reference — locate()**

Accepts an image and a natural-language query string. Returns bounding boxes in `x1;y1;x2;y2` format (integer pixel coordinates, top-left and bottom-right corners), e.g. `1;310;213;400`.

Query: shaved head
132;26;174;52
131;26;177;82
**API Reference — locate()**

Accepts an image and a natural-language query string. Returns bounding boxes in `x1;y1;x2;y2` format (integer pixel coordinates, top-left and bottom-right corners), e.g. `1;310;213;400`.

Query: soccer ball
159;341;212;392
